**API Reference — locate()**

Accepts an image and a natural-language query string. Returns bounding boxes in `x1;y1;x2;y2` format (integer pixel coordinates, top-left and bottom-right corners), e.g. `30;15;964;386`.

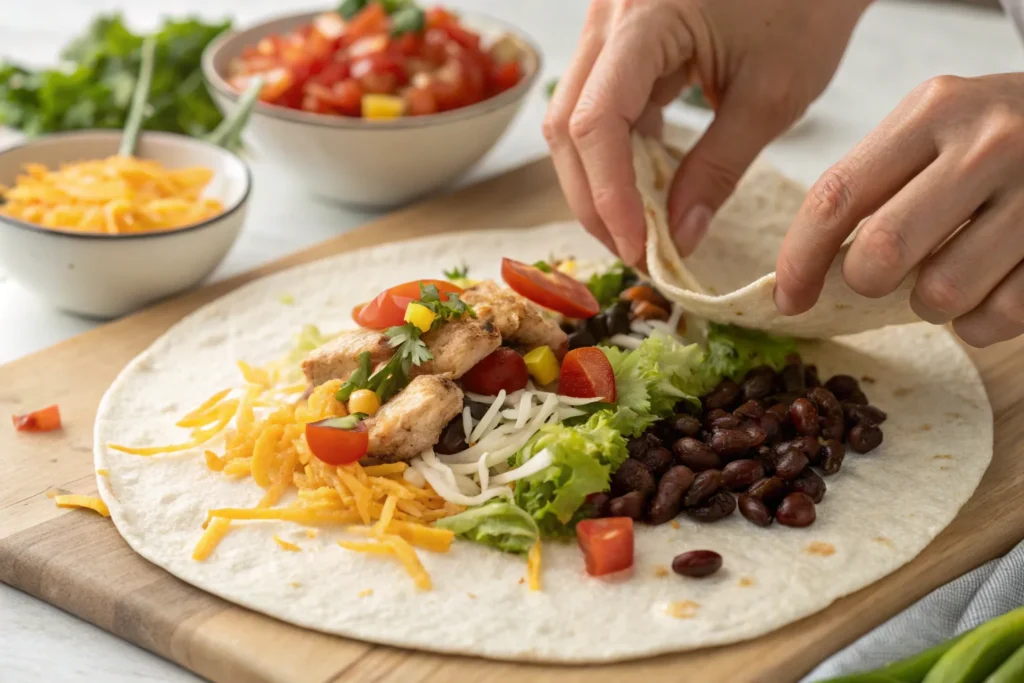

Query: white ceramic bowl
202;10;541;208
0;131;251;319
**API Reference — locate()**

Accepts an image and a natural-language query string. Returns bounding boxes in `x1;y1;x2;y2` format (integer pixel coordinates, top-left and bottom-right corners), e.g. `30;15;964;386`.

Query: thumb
667;94;787;257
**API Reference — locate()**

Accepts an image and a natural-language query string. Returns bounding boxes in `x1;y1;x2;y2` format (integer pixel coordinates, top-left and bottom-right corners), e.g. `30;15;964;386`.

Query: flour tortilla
94;223;991;663
638;128;921;337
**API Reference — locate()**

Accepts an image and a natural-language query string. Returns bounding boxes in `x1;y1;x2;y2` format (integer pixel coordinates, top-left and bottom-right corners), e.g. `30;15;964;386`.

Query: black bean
742;422;768;448
846;389;870;405
819;439;846;475
672;550;723;577
748;476;787;507
843;403;888;428
789;398;820;437
587;492;611;517
766;403;790;422
734;399;766;420
686;491;736;522
781;360;806;393
722;459;765;490
804;364;821;388
612;459;656;497
738;494;773;527
776;493;816;527
774;450;809;480
608;491;648;520
627;432;662;459
606;300;632;336
559;321;578;334
767;391;804;407
672;437;722;472
586;314;610;344
568;328;596;350
776;435;823;463
806;386;845;441
848;424;884;454
704;379;742;412
435;418;468;454
755;446;777;475
635;446;674;478
709;414;741;430
683;470;723;507
672;413;703;437
741;366;777;401
759;412;783;445
647;465;695;524
464;398;491;420
824;374;861;401
709;429;753;458
704;408;730;425
789;469;827;504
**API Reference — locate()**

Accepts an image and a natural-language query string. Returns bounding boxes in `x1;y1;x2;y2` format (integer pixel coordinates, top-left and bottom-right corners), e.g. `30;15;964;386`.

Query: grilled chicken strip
301;318;500;387
301;329;393;388
364;374;463;463
462;280;569;359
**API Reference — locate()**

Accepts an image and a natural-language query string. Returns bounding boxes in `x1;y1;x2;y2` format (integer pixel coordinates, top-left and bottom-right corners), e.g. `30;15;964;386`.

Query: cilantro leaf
586;261;636;309
337;351;373;402
443;264;469;280
532;260;553;273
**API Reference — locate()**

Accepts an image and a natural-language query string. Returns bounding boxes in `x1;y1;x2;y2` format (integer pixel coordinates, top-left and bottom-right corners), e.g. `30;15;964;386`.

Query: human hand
775;73;1024;347
543;0;871;266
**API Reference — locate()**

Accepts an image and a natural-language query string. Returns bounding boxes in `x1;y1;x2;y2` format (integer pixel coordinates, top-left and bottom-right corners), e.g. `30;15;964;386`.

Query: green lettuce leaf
434;500;539;555
514;412;626;537
695;323;797;391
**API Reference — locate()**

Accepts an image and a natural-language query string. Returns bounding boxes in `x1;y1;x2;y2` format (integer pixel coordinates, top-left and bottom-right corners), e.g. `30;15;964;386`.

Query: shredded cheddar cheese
273;535;301;552
54;494;110;517
0;157;224;234
527;541;542;591
112;360;464;589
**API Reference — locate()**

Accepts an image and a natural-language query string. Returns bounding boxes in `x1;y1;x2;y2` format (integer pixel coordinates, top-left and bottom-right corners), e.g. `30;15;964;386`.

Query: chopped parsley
586;262;636;308
532;260;553;273
338;283;475;404
443;263;469;280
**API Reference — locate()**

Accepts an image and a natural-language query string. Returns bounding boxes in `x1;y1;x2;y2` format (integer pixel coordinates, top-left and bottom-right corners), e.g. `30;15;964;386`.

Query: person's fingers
952;258;1024;347
542;0;615;254
774;103;939;315
910;193;1024;324
842;151;996;302
569;4;694;266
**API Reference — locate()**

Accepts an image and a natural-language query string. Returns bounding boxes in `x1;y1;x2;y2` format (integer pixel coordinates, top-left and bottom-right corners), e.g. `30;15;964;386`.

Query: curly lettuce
435;501;539;555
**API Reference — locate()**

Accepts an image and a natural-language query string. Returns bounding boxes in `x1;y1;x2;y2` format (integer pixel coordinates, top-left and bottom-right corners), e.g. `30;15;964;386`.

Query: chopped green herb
338;0;368;20
417;284;475;328
337;352;374;402
325;413;368;430
586;262;636;309
443;264;469;280
389;6;425;35
532;260;553;273
0;14;231;142
681;85;712;110
379;0;415;13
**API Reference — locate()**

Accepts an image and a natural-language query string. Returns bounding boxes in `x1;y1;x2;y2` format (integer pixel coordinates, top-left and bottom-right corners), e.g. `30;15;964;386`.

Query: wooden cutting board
2;158;1023;683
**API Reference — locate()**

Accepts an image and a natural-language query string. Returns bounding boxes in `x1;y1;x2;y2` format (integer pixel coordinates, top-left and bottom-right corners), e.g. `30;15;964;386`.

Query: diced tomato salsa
228;2;525;120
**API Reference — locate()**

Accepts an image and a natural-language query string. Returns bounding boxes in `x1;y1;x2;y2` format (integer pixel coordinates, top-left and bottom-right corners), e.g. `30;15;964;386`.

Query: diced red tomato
347;2;389;40
311;61;351;87
577;518;634;577
301;92;332;114
442;23;480;52
305;417;368;465
331;79;364;116
354;279;464;329
425;6;458;29
405;85;438;116
393;31;423;57
559;347;616;403
491;60;522;93
12;405;62;433
421;28;451;65
461;348;530;396
501;258;601;319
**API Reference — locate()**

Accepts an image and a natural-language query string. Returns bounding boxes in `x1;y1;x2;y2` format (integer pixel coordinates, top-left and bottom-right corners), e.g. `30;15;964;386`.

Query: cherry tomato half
305;416;368;465
559;347;616;403
501;258;600;319
577;517;634;577
461;347;529;396
12;404;62;433
354;279;463;329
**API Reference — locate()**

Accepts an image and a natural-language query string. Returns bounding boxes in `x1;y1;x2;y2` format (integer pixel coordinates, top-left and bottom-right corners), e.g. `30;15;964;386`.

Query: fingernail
672;205;712;256
773;283;798;316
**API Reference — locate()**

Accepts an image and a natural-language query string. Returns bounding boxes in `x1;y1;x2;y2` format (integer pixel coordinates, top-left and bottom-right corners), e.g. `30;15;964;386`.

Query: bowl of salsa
202;2;541;207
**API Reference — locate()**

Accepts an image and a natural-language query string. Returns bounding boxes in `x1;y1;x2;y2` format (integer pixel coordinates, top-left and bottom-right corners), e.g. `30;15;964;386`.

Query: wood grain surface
1;157;1022;683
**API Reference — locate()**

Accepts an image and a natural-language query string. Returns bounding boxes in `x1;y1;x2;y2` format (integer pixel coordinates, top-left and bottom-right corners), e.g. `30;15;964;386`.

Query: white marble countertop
1;1;1021;681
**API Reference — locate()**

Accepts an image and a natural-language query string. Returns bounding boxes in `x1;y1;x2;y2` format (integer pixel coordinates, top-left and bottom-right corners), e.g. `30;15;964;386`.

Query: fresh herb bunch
0;14;230;140
338;284;475;404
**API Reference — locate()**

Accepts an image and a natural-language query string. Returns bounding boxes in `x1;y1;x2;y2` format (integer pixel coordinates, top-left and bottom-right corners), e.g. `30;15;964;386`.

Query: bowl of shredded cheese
0;130;251;318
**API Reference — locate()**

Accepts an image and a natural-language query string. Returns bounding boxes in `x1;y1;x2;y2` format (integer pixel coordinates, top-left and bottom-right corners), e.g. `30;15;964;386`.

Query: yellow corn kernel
348;389;381;416
556;259;577;276
523;346;560;386
362;94;405;120
404;302;436;333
